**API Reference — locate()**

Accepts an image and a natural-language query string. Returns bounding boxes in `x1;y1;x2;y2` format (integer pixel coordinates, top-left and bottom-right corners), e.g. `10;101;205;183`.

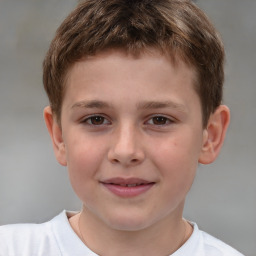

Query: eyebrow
71;100;112;109
137;100;187;112
71;99;187;112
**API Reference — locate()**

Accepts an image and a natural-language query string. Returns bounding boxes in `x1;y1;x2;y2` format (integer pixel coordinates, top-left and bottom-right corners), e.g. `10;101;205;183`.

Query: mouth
101;178;155;197
117;183;148;187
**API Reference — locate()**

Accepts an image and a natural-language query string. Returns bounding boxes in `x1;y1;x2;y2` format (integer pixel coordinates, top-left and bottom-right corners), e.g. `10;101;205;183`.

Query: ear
43;106;67;166
199;105;230;164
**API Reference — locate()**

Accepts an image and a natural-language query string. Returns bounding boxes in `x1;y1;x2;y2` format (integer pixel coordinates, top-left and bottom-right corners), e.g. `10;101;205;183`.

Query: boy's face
51;49;209;231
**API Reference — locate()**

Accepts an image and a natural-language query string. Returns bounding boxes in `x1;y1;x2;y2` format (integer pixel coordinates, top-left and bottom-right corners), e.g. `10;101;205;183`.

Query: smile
119;183;144;187
101;178;155;197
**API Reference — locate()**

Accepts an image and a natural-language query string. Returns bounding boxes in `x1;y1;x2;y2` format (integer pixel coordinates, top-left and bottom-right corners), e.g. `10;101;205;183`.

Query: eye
83;115;110;126
146;116;173;126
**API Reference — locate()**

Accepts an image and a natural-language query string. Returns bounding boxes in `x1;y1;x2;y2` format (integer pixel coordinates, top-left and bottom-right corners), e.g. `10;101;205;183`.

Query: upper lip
101;177;154;186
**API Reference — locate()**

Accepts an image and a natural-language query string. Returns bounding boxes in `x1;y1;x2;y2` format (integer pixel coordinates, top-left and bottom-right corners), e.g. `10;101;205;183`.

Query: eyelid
145;114;175;126
81;114;111;125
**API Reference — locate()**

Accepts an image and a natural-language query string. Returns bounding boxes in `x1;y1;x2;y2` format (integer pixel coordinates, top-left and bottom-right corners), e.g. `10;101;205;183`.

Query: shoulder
174;222;244;256
0;211;93;256
0;219;52;238
0;213;62;256
197;226;244;256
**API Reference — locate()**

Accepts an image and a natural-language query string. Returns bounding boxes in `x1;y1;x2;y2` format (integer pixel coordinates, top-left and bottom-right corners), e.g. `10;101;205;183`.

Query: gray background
0;0;255;255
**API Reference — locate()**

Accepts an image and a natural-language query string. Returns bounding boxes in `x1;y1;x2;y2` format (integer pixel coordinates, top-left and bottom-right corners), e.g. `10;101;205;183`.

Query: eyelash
145;115;174;126
81;115;174;127
82;115;111;126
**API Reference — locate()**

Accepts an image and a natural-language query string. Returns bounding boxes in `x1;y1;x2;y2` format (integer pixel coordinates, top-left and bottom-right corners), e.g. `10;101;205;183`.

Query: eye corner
81;114;111;126
144;115;176;127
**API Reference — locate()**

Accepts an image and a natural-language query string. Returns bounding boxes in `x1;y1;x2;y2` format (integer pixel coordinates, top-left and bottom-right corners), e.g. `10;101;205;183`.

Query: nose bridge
108;121;144;165
117;122;136;152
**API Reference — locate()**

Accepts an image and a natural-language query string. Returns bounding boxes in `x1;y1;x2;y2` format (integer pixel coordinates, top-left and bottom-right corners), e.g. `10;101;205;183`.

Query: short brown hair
43;0;225;127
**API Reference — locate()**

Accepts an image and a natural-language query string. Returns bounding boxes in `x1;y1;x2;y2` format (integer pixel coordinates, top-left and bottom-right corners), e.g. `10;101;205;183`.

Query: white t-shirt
0;211;244;256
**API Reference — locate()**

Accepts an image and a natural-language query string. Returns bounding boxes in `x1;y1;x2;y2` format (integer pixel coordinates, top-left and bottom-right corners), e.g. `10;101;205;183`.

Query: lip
101;177;155;198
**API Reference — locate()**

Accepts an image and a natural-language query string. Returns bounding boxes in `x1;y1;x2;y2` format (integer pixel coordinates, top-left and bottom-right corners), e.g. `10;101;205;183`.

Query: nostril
112;159;119;163
108;146;145;165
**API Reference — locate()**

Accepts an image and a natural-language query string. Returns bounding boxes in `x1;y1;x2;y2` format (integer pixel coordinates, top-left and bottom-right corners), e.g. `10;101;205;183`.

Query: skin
44;49;230;256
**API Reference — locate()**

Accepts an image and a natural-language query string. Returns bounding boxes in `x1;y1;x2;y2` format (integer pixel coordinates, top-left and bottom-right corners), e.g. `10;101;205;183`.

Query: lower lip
102;183;155;198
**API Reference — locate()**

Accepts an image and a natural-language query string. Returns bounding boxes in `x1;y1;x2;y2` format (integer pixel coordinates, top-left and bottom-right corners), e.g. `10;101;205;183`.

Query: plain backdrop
0;0;255;255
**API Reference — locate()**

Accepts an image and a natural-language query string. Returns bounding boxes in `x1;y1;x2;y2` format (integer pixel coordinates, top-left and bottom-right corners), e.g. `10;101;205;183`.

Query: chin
104;211;155;232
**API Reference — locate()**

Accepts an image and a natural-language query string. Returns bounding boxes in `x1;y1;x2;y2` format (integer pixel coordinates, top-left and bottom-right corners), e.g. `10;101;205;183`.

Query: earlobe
199;105;230;164
43;106;67;166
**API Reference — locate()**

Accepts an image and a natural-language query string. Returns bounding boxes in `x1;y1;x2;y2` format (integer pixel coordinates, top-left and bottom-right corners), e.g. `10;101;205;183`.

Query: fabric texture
0;211;244;256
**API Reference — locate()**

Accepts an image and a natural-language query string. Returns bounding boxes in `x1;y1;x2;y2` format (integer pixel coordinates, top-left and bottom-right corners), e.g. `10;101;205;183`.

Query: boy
0;0;244;255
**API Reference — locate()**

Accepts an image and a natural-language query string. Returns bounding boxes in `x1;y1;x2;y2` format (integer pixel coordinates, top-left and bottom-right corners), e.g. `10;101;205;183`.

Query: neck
70;203;193;256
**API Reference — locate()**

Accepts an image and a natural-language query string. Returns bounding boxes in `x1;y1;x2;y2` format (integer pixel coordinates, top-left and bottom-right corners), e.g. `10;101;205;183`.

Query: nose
108;123;145;166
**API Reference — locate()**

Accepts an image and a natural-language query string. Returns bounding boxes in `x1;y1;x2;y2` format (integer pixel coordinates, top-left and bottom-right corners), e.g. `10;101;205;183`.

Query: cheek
150;132;201;187
65;132;105;167
64;136;106;194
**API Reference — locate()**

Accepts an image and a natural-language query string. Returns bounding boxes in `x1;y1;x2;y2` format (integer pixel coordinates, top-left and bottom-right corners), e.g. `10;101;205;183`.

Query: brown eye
146;116;173;126
85;116;109;125
90;116;105;125
152;116;169;125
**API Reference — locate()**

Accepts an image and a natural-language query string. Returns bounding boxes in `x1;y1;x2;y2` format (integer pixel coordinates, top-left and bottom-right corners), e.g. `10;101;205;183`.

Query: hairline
55;46;204;127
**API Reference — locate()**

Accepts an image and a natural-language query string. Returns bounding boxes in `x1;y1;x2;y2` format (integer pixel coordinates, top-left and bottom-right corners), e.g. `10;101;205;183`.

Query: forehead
65;47;197;89
62;48;200;114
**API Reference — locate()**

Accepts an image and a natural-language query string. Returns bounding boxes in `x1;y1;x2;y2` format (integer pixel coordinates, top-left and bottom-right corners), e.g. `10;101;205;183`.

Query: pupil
153;116;167;125
91;116;104;125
